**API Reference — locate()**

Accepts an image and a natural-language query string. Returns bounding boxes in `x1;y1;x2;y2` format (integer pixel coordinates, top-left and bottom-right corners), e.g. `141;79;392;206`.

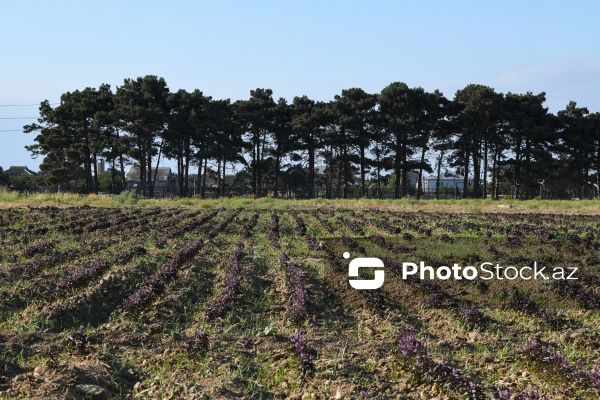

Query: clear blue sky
2;0;600;172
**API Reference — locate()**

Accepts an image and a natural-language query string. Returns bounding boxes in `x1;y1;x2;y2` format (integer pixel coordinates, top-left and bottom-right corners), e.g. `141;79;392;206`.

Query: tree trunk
201;157;207;199
215;157;221;197
524;138;531;199
184;138;190;196
416;143;426;200
177;141;183;197
376;148;382;198
343;145;350;199
336;151;342;199
151;139;164;198
146;140;153;198
259;130;267;197
326;151;333;199
491;149;497;199
221;158;227;197
360;144;366;197
119;154;126;190
435;150;444;200
83;151;91;194
274;147;281;198
140;148;146;197
463;149;470;198
92;152;98;194
472;137;480;198
394;134;401;199
252;131;257;197
401;134;408;197
482;137;488;199
514;137;522;199
596;145;600;198
195;154;202;197
308;140;315;198
111;158;116;194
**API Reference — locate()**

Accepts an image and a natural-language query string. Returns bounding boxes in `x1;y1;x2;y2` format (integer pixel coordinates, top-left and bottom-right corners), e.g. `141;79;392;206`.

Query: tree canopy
23;75;600;200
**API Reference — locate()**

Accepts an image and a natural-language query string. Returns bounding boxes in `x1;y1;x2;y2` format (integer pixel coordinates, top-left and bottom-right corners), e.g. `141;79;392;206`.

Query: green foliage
97;170;126;194
113;190;138;204
9;175;39;191
387;173;416;196
234;88;277;197
20;77;600;201
0;167;10;187
0;186;22;201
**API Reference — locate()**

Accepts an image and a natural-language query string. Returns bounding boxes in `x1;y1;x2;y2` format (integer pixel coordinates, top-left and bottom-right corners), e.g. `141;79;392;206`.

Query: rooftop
127;167;173;182
4;166;38;177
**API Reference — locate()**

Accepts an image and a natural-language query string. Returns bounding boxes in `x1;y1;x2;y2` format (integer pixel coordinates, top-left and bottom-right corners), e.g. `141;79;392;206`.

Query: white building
421;173;474;191
127;167;176;190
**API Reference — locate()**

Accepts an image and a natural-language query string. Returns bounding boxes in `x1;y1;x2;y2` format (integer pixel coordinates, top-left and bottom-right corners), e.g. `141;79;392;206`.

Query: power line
0;130;25;132
0;103;59;107
0;117;38;119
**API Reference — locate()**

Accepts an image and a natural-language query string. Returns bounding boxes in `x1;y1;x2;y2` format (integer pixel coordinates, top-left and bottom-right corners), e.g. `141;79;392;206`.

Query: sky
1;0;600;172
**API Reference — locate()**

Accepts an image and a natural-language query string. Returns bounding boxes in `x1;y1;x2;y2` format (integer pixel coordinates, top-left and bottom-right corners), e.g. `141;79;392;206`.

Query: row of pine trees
24;75;600;199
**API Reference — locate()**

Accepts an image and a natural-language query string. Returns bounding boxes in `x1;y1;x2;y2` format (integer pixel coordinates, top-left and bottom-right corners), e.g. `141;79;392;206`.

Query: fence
9;183;599;201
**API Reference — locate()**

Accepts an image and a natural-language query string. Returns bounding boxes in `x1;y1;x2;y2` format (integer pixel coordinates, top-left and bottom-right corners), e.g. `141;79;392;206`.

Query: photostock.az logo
345;252;385;290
